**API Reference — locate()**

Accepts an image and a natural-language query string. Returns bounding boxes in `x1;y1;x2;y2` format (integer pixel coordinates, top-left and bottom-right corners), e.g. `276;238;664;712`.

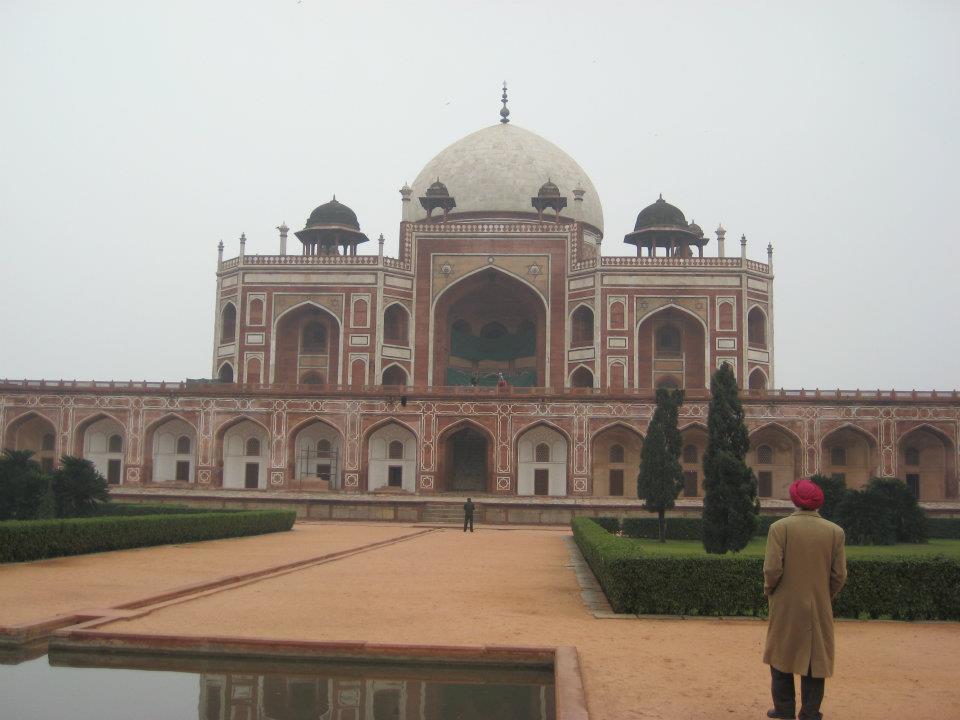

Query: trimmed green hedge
927;518;960;539
572;518;960;621
620;515;784;540
0;509;296;563
91;503;235;517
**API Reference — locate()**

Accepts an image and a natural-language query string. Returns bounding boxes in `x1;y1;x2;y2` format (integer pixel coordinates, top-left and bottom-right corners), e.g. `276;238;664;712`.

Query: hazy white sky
1;1;958;389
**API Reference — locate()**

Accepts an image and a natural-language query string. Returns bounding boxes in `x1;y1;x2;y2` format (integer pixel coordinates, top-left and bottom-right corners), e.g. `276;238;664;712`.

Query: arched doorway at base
441;426;491;493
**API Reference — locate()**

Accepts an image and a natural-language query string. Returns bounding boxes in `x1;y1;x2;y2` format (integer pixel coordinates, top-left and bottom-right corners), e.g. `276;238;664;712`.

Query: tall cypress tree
702;363;758;553
637;388;684;542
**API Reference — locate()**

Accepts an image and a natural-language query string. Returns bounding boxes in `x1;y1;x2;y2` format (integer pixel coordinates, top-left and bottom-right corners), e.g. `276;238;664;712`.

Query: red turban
789;479;824;510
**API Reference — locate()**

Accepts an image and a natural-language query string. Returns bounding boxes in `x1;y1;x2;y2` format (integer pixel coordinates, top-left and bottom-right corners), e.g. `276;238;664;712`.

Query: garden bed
572;517;960;620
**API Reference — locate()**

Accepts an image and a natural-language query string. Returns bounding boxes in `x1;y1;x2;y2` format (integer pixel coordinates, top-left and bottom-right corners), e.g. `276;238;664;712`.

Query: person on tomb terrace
463;497;475;533
763;478;847;720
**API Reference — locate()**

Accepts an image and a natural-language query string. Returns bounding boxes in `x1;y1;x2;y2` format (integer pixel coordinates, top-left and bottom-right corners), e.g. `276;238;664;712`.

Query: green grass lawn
621;537;960;559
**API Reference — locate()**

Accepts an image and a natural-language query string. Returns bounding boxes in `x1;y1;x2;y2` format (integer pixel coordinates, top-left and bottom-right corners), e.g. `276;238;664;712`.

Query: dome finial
499;81;510;124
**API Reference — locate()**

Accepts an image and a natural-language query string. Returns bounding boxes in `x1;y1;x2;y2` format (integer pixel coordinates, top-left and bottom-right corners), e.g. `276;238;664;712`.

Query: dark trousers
463;514;473;532
770;665;824;720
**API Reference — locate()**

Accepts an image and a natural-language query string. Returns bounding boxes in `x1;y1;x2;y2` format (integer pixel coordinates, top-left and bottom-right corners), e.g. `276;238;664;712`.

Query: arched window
41;433;55;451
609;301;625;330
382;365;407;386
571;306;594;347
480;321;507;339
656;325;682;355
535;443;551;463
830;446;846;466
218;363;234;383
609;444;625;463
108;434;123;453
718;302;734;330
246;357;262;384
302;322;327;353
317;439;331;455
905;446;920;466
757;445;773;464
571;367;594;388
248;298;264;325
384;305;409;345
301;372;324;385
245;438;261;456
220;304;236;344
749;369;767;391
748;307;767;348
352;298;368;326
176;436;191;454
388;440;404;459
609;363;625;389
683;444;698;464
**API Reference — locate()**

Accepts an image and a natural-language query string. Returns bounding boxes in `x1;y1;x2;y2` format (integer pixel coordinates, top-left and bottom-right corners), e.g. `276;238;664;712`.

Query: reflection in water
0;651;554;720
201;667;554;720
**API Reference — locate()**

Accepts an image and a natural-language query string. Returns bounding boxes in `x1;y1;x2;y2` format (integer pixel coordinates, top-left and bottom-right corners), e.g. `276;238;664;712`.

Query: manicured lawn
621;537;960;559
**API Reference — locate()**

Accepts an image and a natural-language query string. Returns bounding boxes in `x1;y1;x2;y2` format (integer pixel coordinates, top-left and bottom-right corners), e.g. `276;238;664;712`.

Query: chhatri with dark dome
7;86;956;509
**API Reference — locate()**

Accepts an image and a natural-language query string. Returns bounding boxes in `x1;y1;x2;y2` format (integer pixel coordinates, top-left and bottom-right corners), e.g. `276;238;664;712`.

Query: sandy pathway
92;527;960;720
0;522;415;626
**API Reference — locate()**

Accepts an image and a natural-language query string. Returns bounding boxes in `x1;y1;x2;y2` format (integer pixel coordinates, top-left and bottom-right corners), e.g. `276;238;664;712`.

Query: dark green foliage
51;456;110;518
0;449;54;521
927;518;960;539
90;503;237;516
620;515;784;540
593;516;621;533
865;477;927;543
702;364;758;553
836;478;928;545
0;509;296;563
637;388;684;542
810;473;847;522
573;518;960;620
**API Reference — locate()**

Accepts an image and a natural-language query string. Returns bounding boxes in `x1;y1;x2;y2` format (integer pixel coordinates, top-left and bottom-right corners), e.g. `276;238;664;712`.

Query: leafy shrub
836;478;927;545
593;516;621;533
90;503;234;516
0;509;296;563
52;456;109;517
0;449;54;520
810;473;847;522
572;517;960;620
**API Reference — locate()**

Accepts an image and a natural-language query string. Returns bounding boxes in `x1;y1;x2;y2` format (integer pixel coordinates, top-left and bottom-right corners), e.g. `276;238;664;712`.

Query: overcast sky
2;1;958;390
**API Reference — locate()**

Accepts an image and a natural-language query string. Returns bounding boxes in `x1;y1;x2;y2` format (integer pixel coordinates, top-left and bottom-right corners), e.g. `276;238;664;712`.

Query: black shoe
767;710;796;719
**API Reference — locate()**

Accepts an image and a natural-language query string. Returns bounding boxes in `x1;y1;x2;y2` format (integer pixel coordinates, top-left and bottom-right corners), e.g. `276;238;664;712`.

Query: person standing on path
763;478;847;720
463;497;475;532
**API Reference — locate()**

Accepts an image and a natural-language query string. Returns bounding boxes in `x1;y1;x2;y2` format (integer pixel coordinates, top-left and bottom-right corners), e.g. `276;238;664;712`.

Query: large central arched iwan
433;269;546;387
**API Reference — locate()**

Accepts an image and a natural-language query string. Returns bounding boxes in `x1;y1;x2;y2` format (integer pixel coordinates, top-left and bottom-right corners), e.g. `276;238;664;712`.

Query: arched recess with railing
272;302;341;385
287;418;344;491
637;305;708;390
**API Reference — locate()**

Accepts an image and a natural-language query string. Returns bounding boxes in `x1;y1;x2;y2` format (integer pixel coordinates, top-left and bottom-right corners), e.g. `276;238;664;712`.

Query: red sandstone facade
2;120;958;502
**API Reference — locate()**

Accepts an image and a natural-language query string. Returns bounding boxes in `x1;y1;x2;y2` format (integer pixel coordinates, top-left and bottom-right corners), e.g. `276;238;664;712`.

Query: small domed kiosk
295;197;369;256
624;195;709;258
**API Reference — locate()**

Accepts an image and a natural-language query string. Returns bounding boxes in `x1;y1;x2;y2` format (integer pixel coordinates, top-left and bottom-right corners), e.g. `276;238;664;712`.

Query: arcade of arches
435;270;546;387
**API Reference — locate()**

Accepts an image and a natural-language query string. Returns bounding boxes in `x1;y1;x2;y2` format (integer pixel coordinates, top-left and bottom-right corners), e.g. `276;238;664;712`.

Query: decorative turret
531;179;568;222
294;196;370;256
623;195;708;258
419;179;457;221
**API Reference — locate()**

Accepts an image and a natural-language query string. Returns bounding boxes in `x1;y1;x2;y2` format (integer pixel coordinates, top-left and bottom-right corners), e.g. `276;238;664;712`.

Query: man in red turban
763;478;847;720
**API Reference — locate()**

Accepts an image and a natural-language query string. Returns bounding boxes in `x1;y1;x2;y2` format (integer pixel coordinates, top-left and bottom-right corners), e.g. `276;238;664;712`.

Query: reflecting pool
0;650;556;720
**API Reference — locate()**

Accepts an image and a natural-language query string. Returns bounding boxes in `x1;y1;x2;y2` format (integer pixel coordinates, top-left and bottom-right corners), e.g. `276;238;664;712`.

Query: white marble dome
408;123;604;234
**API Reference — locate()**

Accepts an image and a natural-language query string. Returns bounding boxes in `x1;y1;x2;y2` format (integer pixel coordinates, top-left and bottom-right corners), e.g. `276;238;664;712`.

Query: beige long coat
763;510;847;677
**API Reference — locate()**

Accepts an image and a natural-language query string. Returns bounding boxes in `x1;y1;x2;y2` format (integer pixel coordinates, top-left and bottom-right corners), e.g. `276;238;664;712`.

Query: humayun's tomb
2;94;958;517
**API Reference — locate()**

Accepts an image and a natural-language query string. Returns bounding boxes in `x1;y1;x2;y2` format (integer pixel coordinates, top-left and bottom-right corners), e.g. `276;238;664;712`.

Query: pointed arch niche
591;424;642;498
898;425;956;500
220;418;269;489
273;303;341;385
433;268;547;388
747;424;803;499
437;421;494;493
81;416;126;485
637;306;707;390
517;424;568;496
366;422;417;492
149;417;197;483
4;412;58;473
289;420;343;490
821;426;878;490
